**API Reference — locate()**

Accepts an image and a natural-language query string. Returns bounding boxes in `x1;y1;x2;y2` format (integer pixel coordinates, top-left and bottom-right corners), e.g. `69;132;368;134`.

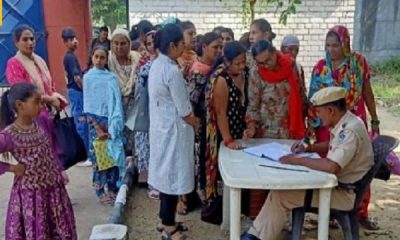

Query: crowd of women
0;15;380;239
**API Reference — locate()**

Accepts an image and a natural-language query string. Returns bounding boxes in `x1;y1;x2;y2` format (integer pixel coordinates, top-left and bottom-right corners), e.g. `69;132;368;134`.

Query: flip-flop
176;198;188;215
157;222;189;233
148;190;160;200
161;228;191;240
329;219;340;229
359;218;380;230
99;194;114;206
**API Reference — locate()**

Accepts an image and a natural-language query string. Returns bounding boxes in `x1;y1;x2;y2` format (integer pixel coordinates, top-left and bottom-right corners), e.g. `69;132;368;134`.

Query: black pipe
125;0;130;30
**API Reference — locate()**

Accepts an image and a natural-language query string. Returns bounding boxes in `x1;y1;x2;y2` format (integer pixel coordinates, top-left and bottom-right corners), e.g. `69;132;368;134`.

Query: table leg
318;188;332;240
221;183;230;230
230;187;241;240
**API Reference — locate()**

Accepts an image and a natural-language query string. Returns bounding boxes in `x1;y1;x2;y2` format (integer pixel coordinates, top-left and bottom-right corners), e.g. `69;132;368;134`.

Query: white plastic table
219;138;338;240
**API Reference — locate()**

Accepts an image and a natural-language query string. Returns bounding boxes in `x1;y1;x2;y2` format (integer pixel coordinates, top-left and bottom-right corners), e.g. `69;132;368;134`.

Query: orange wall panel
42;0;92;96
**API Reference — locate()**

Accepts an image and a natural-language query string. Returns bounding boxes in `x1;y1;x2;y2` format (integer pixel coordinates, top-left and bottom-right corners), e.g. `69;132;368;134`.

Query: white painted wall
129;0;356;80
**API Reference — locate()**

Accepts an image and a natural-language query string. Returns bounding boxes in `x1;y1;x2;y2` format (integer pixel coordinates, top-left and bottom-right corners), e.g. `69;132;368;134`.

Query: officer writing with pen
240;86;374;240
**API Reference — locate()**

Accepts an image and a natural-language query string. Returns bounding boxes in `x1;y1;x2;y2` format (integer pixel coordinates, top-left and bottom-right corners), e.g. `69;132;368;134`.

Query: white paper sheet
242;142;292;161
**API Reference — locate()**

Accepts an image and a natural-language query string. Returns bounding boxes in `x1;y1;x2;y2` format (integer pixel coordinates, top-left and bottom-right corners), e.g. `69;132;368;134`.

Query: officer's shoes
240;232;260;240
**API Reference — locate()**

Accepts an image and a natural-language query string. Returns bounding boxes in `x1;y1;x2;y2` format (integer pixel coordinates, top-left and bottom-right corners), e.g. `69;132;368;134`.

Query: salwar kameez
87;114;120;197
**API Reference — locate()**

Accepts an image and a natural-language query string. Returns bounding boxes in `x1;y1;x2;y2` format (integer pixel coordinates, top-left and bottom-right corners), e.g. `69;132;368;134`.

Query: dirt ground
123;176;400;240
123;108;400;240
0;109;398;240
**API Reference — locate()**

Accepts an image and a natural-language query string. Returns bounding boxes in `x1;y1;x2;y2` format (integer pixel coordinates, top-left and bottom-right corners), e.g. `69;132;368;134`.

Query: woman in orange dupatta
186;32;222;211
244;40;305;140
177;21;198;79
175;20;199;215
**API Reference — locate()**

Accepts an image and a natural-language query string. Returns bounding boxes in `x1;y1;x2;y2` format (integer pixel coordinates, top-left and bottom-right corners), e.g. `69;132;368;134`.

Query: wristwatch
370;119;380;125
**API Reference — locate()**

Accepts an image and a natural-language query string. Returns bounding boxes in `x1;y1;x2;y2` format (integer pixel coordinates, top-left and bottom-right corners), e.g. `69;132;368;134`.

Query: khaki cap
311;87;347;106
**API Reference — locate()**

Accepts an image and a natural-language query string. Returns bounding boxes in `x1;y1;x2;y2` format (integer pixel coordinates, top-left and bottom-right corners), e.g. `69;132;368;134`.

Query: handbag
53;111;87;169
201;195;222;225
93;139;115;171
201;180;223;225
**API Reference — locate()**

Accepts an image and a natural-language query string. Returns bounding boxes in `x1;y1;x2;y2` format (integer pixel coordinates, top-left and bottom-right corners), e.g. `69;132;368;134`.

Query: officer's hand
280;154;301;165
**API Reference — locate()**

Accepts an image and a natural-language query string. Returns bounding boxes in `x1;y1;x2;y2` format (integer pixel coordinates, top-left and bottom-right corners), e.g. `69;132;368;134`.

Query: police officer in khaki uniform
241;87;374;240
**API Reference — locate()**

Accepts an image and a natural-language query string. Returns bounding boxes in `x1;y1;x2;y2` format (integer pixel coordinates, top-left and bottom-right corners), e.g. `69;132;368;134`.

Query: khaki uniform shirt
327;111;374;183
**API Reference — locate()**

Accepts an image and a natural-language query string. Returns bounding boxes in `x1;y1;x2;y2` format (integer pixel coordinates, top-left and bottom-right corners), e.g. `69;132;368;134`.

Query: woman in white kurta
148;24;199;240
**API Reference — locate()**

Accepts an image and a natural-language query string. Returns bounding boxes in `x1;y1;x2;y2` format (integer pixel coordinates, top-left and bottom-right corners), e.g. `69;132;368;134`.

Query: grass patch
372;57;400;75
371;57;400;116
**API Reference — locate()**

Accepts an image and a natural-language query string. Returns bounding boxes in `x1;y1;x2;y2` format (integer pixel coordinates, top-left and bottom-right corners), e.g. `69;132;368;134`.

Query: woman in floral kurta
245;40;305;140
243;40;305;219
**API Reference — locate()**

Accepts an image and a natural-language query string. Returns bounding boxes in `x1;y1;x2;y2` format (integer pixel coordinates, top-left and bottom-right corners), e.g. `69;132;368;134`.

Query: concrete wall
129;0;356;79
353;0;400;64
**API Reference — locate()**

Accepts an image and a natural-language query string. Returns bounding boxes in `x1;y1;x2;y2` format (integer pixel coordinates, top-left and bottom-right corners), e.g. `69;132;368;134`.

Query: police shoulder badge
339;130;346;144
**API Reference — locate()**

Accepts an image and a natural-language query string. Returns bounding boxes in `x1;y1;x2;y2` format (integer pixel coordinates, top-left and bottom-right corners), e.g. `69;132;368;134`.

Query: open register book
242;142;293;161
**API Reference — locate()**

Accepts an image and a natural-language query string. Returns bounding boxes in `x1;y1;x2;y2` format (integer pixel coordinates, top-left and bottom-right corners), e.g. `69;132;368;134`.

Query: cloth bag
53;112;87;169
93;139;115;171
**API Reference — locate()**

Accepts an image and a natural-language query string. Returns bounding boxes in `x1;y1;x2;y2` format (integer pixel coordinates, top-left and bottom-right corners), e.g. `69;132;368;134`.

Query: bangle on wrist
224;138;234;147
370;119;380;126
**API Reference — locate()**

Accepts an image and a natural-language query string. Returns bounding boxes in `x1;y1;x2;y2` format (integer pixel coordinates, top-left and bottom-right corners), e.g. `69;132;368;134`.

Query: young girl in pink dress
0;83;76;239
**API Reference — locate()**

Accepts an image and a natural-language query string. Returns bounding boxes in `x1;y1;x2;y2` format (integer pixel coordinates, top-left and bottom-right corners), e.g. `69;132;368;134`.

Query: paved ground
0;107;399;239
0;165;112;240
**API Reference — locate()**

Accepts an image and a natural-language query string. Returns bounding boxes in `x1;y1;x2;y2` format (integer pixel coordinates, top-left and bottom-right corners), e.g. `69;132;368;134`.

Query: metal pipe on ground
110;161;137;224
89;160;137;240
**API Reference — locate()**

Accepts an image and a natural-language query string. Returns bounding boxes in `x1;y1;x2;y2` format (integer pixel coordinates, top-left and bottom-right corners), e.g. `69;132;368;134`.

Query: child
83;46;125;205
61;27;90;167
0;83;76;239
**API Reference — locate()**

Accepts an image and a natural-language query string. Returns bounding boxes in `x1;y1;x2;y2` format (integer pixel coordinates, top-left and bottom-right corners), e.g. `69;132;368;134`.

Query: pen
293;138;305;153
258;164;309;173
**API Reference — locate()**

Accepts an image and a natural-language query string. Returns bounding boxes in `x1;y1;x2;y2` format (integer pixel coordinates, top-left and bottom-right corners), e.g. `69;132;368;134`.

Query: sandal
161;228;191;240
329;219;340;229
176;196;188;215
99;194;114;206
107;192;117;202
156;222;189;233
148;186;160;200
359;217;380;230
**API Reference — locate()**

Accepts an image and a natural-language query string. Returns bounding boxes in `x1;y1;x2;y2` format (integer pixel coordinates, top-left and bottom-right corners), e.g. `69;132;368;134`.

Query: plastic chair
291;135;399;240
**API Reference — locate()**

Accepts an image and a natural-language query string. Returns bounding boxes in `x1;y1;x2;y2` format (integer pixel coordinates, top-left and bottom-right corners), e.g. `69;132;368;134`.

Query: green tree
221;0;301;25
91;0;127;31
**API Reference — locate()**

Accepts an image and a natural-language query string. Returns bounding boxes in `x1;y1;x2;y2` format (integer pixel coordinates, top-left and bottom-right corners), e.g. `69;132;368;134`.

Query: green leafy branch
220;0;301;26
91;0;127;31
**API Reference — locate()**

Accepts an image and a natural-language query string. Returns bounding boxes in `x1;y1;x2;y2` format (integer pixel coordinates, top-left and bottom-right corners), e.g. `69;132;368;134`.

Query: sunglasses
256;58;274;66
